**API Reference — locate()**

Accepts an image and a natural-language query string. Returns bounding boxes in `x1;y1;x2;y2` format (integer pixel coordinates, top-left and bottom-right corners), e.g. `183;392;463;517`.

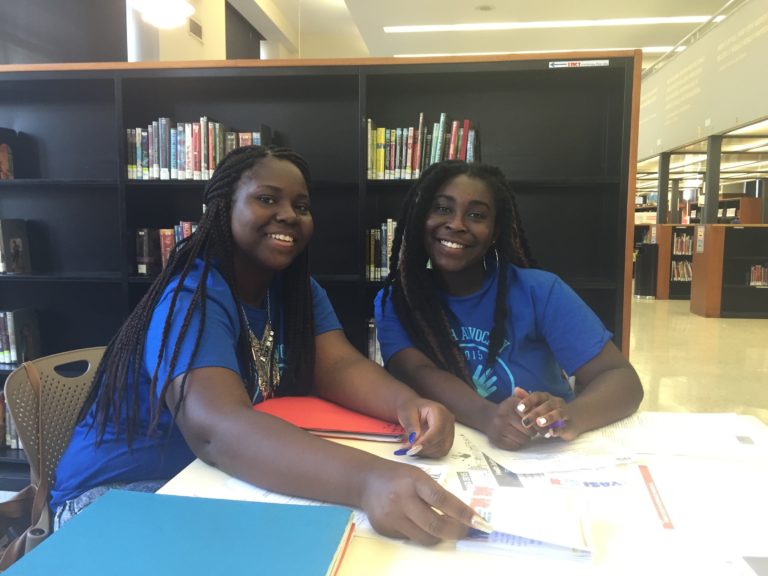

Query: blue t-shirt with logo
51;259;341;510
374;264;611;404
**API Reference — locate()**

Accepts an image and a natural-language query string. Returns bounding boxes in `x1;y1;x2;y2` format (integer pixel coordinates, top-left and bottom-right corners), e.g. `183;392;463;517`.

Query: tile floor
629;297;768;424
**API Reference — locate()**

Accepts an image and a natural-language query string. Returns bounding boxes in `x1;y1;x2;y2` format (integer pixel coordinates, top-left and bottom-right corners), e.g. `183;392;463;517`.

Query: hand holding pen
393;397;455;458
516;389;570;439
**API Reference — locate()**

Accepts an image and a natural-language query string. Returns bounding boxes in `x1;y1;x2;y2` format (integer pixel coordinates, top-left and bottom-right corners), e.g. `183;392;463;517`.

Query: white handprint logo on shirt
472;365;498;398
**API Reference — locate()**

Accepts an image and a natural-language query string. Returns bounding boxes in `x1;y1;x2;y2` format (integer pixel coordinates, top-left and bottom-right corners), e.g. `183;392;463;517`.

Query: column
669;179;681;224
657;152;670;224
702;135;722;224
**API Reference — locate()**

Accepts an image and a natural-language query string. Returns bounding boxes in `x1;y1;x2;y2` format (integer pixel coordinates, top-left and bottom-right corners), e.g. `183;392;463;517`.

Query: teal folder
7;491;355;576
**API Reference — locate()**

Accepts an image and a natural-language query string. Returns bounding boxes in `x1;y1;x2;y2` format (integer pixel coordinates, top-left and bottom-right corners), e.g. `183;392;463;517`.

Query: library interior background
0;0;767;494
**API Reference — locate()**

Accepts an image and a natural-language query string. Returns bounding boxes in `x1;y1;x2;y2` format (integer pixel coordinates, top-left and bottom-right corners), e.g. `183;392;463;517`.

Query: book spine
448;120;459;160
366;118;375;180
200;116;208;180
0;313;9;364
207;121;215;178
375;127;385;180
184;123;193;180
394;128;402;180
170;127;178;180
139;129;148;179
192;122;201;180
126;129;134;179
459;119;471;161
152;120;160;179
405;126;414;179
159;117;170;180
412;112;424;178
6;310;16;363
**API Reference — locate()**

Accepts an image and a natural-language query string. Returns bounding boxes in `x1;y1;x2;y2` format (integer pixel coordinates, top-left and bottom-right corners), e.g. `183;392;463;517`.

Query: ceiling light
129;0;195;30
384;16;715;34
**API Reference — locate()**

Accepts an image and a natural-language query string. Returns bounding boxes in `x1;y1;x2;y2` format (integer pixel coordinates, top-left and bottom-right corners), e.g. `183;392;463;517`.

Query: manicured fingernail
549;419;565;429
393;448;409;456
408;432;417;444
516;403;526;412
471;515;493;534
406;444;423;456
537;416;548;426
544;431;553;439
521;417;532;428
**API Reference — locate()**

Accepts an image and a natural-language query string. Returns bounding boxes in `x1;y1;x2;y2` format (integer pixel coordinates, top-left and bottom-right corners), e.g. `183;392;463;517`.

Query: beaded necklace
241;290;280;401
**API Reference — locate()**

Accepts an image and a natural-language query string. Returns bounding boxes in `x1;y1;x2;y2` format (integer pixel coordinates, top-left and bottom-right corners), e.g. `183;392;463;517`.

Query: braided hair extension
82;145;315;446
382;160;535;386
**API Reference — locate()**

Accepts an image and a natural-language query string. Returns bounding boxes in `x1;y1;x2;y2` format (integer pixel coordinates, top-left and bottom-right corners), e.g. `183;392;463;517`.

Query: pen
394;432;422;456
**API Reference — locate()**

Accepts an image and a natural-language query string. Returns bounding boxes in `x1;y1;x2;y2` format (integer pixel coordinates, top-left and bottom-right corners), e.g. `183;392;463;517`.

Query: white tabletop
159;412;768;576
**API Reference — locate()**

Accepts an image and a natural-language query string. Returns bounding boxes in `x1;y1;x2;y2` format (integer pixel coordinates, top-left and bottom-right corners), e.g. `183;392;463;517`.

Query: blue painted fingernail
408;432;417;444
394;448;409;456
550;420;566;429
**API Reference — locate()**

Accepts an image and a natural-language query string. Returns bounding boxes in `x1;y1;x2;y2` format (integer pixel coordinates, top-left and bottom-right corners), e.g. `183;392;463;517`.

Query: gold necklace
242;290;280;401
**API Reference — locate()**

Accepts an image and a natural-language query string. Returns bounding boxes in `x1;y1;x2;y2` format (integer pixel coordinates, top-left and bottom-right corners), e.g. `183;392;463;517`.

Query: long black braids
382;160;535;386
82;145;315;446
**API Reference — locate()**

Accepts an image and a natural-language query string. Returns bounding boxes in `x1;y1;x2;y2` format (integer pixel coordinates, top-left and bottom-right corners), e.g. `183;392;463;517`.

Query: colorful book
253;396;406;442
5;491;355;576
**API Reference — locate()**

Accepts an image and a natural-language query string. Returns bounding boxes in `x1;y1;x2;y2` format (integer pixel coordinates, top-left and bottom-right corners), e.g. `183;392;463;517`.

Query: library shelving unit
0;53;641;488
691;225;768;318
689;196;763;224
654;225;695;300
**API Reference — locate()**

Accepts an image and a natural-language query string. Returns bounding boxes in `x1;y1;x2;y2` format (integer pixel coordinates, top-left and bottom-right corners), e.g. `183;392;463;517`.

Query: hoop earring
484;246;499;272
426;258;432;270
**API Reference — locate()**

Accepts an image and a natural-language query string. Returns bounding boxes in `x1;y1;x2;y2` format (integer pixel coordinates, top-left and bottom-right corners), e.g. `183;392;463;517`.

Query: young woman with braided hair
51;145;486;544
375;160;643;450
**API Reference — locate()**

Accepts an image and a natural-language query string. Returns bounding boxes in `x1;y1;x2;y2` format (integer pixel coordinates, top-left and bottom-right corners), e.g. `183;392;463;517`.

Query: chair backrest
4;347;105;488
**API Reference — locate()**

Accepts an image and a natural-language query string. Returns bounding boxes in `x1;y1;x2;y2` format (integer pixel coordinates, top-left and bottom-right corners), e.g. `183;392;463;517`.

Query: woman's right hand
482;389;537;450
359;459;482;546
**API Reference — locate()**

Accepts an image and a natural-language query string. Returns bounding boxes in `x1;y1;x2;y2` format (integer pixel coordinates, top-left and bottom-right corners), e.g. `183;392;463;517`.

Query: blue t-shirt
51;260;341;510
374;264;611;404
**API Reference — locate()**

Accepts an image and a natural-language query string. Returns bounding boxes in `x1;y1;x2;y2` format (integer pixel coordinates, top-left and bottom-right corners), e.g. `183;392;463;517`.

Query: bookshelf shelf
0;54;640;489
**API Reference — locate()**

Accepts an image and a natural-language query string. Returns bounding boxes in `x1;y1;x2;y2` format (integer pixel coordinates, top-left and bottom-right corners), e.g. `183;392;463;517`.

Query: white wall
639;0;768;159
158;0;227;61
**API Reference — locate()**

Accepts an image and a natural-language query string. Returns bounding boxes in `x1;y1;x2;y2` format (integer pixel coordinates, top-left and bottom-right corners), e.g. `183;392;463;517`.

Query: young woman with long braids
51;146;486;544
375;160;643;450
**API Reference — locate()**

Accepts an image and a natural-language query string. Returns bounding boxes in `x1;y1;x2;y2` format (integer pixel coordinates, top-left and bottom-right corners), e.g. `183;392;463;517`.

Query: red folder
253;396;405;442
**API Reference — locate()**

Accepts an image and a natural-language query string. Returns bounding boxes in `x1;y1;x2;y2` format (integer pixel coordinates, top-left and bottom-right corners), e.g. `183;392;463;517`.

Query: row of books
748;264;768;287
0;218;32;274
366;218;396;281
0;308;41;364
671;260;693;282
125;116;272;181
366;113;478;181
136;223;197;276
672;233;693;255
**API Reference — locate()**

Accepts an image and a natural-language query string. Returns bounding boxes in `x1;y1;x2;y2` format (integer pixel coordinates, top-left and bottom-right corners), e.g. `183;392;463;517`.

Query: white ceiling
261;0;736;68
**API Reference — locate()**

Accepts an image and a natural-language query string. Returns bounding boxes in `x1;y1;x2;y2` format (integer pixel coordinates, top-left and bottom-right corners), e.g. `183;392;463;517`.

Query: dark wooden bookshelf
0;53;641;488
691;225;768;318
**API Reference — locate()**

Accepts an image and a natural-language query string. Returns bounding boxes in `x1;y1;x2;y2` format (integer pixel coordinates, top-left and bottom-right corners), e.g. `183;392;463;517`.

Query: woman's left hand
395;398;455;458
515;391;578;441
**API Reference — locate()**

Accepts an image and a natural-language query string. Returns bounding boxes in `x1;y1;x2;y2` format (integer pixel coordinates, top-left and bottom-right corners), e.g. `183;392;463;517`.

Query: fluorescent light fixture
394;47;685;58
384;16;715;34
129;0;195;29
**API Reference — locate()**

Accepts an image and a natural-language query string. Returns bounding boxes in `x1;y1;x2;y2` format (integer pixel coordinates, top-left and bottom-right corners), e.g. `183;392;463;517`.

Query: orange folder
254;396;405;442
